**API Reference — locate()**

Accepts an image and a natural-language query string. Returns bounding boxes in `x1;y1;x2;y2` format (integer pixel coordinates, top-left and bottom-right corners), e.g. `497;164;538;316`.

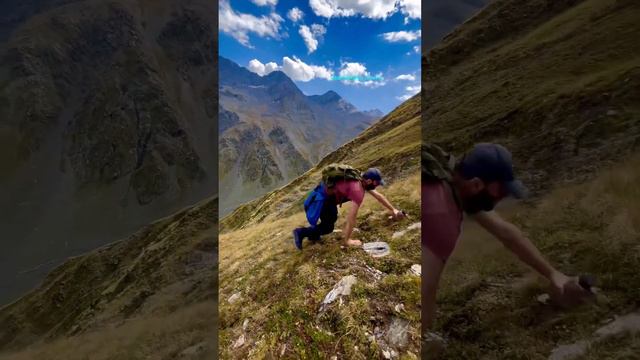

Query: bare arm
342;201;360;245
473;211;557;279
474;210;592;305
368;189;397;213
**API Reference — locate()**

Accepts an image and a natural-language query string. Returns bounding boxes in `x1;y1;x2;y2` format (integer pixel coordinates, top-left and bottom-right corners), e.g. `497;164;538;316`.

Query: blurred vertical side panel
0;0;219;358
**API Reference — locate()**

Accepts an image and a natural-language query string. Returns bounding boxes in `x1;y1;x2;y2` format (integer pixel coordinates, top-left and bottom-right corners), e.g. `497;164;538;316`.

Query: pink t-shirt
422;181;463;262
333;179;365;205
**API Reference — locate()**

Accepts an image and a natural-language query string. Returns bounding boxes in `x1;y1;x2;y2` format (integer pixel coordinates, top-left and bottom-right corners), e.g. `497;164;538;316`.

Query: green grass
219;175;421;359
424;0;640;196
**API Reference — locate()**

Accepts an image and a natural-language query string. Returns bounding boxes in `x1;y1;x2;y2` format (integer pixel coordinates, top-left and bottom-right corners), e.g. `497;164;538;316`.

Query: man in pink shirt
293;168;406;249
422;143;593;351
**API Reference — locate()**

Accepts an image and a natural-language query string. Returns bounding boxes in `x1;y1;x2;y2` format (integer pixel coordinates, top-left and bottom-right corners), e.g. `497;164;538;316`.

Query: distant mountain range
219;56;383;215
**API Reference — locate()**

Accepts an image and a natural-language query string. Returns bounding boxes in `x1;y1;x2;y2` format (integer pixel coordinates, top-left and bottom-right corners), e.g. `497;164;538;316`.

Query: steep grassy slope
424;0;640;358
219;94;421;359
0;197;217;359
0;0;217;305
425;0;640;196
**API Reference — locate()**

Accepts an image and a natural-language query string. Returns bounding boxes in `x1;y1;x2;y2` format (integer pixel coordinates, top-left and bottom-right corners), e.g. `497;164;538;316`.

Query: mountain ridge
219;56;381;216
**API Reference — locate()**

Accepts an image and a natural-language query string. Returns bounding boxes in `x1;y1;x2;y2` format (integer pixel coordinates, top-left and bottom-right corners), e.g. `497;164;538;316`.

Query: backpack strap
422;143;456;182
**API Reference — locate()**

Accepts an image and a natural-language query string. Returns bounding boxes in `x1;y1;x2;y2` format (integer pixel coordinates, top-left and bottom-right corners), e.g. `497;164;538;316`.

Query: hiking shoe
293;228;304;250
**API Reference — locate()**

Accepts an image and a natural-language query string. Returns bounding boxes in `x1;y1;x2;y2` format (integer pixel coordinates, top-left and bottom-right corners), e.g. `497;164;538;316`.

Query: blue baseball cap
458;143;528;199
362;168;385;186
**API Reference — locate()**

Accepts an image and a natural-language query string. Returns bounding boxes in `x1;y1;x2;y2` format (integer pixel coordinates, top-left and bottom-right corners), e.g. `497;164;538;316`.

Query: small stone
537;294;550;304
319;275;357;311
409;264;421;276
407;222;421;230
394;303;405;313
243;319;249;331
383;350;391;359
228;292;242;304
233;334;245;349
388;317;410;348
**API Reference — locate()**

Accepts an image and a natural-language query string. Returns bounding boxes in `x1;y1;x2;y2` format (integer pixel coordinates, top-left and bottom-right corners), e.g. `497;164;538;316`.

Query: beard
461;190;496;214
364;183;376;191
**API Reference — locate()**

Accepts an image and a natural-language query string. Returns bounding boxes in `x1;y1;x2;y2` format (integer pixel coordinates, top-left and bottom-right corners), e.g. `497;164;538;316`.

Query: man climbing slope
293;165;406;250
422;143;592;344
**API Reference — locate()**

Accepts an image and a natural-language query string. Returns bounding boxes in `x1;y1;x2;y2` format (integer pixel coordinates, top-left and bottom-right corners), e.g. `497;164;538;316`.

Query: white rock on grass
409;264;421;276
320;275;357;311
407;222;421;230
548;312;640;360
392;222;421;239
228;292;242;304
388;317;410;348
243;319;250;331
233;334;245;349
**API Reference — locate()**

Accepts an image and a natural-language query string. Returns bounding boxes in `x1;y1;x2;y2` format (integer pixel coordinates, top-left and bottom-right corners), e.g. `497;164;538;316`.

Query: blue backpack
304;183;327;227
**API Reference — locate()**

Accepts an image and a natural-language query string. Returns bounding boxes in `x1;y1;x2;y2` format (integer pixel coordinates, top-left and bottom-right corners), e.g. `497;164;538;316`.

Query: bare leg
422;245;445;333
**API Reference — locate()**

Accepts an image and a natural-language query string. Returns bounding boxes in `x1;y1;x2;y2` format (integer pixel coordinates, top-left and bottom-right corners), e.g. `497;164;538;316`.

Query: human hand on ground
388;209;406;220
549;272;594;307
345;238;362;247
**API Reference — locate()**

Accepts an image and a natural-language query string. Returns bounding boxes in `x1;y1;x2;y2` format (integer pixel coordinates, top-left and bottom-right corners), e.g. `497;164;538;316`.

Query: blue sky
219;0;421;114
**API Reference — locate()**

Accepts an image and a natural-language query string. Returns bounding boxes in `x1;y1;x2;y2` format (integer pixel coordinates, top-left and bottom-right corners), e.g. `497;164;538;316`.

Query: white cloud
406;45;421;55
282;56;333;81
406;85;421;93
397;83;421;101
381;30;421;42
248;59;281;76
287;7;304;22
219;1;283;48
338;61;386;87
299;24;326;54
395;74;415;81
246;57;333;82
251;0;277;6
311;24;327;36
310;0;398;19
399;0;421;19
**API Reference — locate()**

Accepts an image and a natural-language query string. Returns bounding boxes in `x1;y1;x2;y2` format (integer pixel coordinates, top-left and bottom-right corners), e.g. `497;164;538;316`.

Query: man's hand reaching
549;271;594;307
389;208;406;220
